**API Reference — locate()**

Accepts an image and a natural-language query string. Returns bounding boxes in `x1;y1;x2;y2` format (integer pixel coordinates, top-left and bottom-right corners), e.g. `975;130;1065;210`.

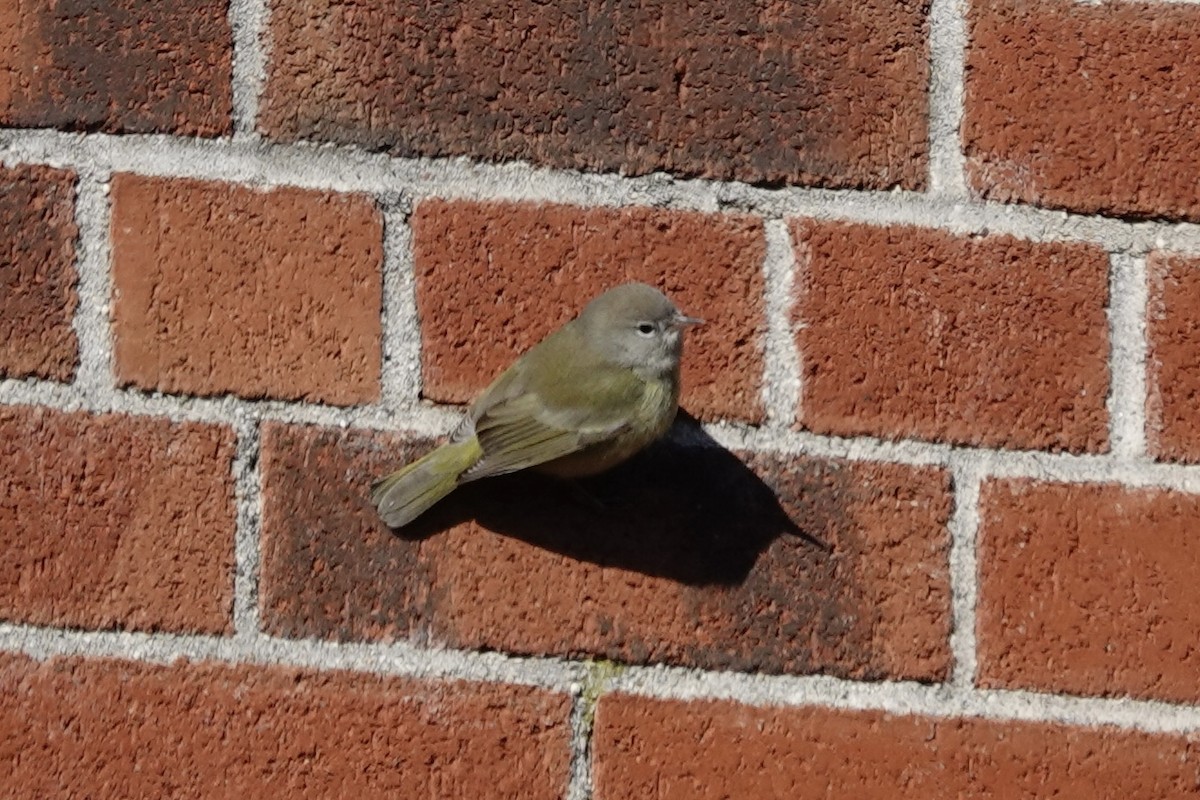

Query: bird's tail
371;437;483;528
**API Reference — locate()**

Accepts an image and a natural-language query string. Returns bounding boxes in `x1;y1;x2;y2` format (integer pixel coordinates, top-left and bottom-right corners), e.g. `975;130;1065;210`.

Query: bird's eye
636;322;655;336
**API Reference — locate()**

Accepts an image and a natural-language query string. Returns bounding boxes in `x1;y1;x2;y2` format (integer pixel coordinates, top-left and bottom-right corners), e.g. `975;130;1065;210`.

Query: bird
371;282;702;528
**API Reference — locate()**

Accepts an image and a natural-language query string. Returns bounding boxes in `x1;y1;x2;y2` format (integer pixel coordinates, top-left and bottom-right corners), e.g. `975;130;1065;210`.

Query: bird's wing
462;367;644;481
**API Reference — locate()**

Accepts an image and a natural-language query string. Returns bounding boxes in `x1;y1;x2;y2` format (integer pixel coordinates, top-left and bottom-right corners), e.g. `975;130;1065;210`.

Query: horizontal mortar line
613;665;1200;737
5;128;1200;253
707;422;1200;493
0;376;459;437
0;623;586;692
5;378;1200;492
4;622;1198;737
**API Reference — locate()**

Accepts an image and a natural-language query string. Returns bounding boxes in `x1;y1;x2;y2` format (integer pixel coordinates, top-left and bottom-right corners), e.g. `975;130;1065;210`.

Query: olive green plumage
371;282;701;528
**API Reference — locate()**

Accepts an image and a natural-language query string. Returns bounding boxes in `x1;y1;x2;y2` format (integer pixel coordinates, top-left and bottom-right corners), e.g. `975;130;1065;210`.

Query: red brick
0;165;78;381
260;421;952;681
978;479;1200;704
0;0;231;136
111;175;383;406
792;220;1110;452
594;695;1200;799
1148;254;1200;463
965;0;1200;221
0;653;570;799
261;0;928;189
413;200;764;422
0;407;235;634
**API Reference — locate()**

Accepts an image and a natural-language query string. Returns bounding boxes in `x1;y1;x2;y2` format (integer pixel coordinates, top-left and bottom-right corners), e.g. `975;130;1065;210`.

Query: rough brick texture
965;0;1200;221
0;0;231;136
110;175;383;405
261;0;928;189
0;653;570;799
792;220;1110;452
594;695;1200;799
0;407;235;634
1148;254;1200;463
978;479;1200;704
413;200;765;422
260;421;952;681
0;164;78;381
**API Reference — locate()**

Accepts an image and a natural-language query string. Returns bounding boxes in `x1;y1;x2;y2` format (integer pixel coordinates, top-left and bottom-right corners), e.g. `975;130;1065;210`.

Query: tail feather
371;438;482;527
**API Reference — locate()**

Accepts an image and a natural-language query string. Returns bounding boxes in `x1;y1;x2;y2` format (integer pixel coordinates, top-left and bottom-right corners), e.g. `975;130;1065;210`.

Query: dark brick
259;423;439;644
260;421;952;681
0;0;231;136
0;165;78;381
261;0;928;189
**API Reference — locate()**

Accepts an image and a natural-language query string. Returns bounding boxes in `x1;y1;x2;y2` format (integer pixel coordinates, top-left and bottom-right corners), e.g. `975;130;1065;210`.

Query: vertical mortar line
232;416;264;638
381;200;423;411
1107;252;1149;460
761;218;802;430
565;686;593;800
927;0;969;197
228;0;270;138
565;662;623;800
947;453;984;691
72;169;116;405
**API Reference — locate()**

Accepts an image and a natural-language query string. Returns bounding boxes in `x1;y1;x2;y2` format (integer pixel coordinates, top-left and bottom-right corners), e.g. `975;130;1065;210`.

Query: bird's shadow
391;411;826;586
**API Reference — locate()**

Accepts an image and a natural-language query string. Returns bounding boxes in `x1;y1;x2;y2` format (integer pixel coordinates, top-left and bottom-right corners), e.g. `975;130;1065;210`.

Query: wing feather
463;394;629;481
455;320;644;481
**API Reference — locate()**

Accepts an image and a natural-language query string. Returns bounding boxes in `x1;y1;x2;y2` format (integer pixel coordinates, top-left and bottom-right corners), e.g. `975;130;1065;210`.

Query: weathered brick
978;479;1200;704
261;0;928;189
413;199;765;422
111;175;383;406
260;421;952;681
1148;254;1200;463
260;424;438;644
965;0;1200;221
792;220;1109;452
594;695;1200;799
0;0;231;136
0;165;78;381
0;407;235;634
0;653;570;799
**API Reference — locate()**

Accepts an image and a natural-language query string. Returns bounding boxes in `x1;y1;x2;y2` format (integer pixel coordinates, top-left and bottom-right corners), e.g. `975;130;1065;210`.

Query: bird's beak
673;312;705;328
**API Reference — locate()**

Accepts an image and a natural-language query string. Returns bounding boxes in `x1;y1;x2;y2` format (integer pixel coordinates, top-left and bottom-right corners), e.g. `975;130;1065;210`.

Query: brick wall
2;0;1199;796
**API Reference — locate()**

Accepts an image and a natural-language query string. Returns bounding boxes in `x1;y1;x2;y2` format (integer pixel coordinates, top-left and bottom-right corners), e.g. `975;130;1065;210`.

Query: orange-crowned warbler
371;282;702;527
